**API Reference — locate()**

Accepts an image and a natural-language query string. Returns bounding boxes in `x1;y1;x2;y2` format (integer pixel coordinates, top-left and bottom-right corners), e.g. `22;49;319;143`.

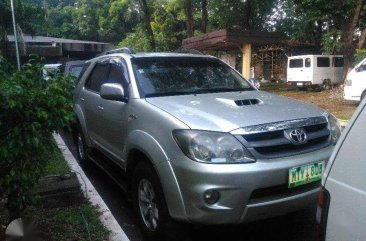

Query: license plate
288;161;324;188
297;83;303;86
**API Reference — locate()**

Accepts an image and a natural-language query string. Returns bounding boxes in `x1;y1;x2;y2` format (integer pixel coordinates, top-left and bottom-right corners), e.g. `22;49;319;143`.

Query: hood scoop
235;98;262;106
215;98;262;107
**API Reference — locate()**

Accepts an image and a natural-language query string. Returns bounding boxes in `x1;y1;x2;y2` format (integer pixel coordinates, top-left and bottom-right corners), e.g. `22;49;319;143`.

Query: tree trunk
138;0;156;50
200;0;207;33
340;0;364;83
184;0;193;37
358;27;366;49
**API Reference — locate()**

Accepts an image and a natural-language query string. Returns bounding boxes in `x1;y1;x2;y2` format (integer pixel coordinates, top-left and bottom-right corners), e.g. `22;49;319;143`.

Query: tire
75;126;90;167
132;162;188;241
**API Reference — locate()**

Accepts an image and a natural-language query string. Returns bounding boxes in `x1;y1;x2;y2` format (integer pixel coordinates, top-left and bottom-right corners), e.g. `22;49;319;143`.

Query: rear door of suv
80;61;110;142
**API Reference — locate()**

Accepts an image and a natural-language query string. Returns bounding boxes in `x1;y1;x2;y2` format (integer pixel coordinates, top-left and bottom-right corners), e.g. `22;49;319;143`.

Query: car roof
87;52;216;63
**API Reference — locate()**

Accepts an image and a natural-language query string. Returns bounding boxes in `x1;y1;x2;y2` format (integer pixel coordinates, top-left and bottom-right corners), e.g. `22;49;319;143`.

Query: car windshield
131;57;253;97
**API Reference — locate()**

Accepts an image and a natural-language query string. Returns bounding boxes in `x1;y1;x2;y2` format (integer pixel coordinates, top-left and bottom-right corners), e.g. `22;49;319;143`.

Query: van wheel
132;162;188;241
76;127;90;167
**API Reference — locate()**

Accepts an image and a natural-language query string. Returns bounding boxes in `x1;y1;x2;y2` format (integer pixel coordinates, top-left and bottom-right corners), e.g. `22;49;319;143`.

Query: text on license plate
288;161;325;188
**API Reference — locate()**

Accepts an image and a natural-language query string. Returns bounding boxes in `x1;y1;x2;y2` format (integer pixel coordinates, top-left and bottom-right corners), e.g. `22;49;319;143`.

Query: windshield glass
132;57;253;97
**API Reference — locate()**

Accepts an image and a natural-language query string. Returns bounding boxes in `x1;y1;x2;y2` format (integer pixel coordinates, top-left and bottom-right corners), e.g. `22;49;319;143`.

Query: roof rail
173;48;204;55
97;47;136;57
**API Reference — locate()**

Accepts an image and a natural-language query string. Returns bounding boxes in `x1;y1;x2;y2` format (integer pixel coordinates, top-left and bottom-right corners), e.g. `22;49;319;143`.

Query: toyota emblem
285;128;307;144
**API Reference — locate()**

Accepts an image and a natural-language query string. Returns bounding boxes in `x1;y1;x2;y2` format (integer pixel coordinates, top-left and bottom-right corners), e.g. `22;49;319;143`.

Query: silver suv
73;48;340;240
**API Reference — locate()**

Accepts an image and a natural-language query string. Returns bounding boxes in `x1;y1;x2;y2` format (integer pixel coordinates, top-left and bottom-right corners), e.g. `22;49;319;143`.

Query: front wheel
132;162;188;241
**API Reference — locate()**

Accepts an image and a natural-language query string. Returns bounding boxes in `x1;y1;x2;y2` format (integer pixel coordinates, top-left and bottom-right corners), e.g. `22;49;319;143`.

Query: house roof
182;29;282;51
7;35;110;45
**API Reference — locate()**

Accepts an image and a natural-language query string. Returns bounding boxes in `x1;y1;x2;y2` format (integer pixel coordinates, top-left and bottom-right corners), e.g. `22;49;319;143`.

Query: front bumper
343;86;360;101
168;145;333;225
287;81;313;88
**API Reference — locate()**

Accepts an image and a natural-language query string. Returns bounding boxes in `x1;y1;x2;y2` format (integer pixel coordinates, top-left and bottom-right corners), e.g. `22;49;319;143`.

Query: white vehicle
344;57;366;101
316;97;366;241
287;55;344;88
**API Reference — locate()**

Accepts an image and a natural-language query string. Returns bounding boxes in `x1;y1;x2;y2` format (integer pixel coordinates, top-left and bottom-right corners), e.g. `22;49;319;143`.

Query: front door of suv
97;59;129;165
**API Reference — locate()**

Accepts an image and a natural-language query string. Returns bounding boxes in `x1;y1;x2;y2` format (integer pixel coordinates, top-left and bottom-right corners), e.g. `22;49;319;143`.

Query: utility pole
10;0;20;70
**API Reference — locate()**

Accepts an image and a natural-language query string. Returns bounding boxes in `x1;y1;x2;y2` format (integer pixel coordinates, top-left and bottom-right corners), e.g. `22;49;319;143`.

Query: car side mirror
100;83;126;102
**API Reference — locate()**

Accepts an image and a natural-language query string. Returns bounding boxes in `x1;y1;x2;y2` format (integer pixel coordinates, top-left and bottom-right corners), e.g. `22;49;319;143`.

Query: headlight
324;112;341;145
173;130;255;163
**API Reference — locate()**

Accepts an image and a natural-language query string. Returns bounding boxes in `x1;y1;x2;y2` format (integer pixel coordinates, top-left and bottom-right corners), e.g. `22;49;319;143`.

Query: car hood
146;91;326;132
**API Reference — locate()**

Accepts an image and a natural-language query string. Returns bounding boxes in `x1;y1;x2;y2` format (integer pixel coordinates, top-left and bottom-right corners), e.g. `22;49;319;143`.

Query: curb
53;133;130;241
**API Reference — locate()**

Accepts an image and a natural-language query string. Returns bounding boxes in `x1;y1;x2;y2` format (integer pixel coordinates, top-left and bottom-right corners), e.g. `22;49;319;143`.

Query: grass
29;203;110;241
260;82;358;120
0;139;110;241
44;143;71;175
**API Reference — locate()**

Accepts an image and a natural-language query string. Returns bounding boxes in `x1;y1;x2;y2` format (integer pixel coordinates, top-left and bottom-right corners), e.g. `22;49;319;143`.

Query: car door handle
97;105;104;111
80;97;85;101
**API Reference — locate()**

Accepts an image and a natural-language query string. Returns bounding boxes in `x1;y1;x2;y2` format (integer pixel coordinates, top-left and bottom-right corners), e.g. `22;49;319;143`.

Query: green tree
0;56;75;222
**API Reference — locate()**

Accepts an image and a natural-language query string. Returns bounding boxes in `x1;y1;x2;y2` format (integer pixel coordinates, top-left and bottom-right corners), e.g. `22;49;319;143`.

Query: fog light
203;190;220;205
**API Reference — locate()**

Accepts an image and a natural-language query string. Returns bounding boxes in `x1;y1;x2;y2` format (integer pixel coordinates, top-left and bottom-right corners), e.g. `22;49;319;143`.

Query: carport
182;29;282;80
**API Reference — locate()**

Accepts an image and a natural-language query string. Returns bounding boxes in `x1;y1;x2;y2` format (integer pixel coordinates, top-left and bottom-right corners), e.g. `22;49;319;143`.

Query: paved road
60;130;318;241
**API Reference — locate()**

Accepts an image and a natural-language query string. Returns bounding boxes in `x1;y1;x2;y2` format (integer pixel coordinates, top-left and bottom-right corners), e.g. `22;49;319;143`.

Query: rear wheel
132;162;188;241
75;127;90;167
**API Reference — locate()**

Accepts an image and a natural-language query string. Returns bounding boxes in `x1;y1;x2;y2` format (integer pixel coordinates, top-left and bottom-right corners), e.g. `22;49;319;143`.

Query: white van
316;97;366;241
287;55;344;88
344;57;366;101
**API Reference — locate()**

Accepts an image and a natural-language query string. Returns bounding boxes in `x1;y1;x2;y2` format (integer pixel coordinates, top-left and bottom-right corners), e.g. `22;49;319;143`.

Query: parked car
43;63;63;80
64;60;86;79
73;48;340;240
344;57;366;101
287;55;344;89
316;97;366;241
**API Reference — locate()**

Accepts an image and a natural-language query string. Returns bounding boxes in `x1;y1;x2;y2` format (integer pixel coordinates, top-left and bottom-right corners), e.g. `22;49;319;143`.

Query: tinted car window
289;59;303;68
78;62;91;81
108;63;129;92
333;57;344;67
317;57;330;67
132;57;253;97
85;63;110;92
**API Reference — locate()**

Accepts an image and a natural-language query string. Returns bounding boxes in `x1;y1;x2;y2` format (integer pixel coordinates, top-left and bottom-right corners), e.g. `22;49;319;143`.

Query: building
5;34;114;63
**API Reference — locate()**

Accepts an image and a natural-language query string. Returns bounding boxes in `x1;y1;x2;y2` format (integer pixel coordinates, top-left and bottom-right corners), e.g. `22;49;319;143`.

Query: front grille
241;120;331;158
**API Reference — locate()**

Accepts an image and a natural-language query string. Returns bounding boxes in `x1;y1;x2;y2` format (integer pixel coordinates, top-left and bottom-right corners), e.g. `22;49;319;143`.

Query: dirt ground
262;84;358;120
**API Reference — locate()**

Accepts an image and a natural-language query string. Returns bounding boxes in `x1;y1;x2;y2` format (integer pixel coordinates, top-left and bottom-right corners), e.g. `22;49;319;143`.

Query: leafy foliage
0;56;75;221
355;49;366;64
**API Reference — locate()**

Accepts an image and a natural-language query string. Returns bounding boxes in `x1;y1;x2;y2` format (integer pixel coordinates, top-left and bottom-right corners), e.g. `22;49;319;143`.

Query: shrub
0;56;75;222
355;49;366;65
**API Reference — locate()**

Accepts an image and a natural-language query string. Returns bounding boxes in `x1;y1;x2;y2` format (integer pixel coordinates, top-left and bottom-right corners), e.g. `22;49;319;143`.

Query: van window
305;58;311;67
317;57;330;67
289;59;303;68
333;57;344;67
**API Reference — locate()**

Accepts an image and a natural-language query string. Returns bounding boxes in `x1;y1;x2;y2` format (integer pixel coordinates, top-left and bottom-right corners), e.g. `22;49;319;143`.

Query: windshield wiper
145;91;191;98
